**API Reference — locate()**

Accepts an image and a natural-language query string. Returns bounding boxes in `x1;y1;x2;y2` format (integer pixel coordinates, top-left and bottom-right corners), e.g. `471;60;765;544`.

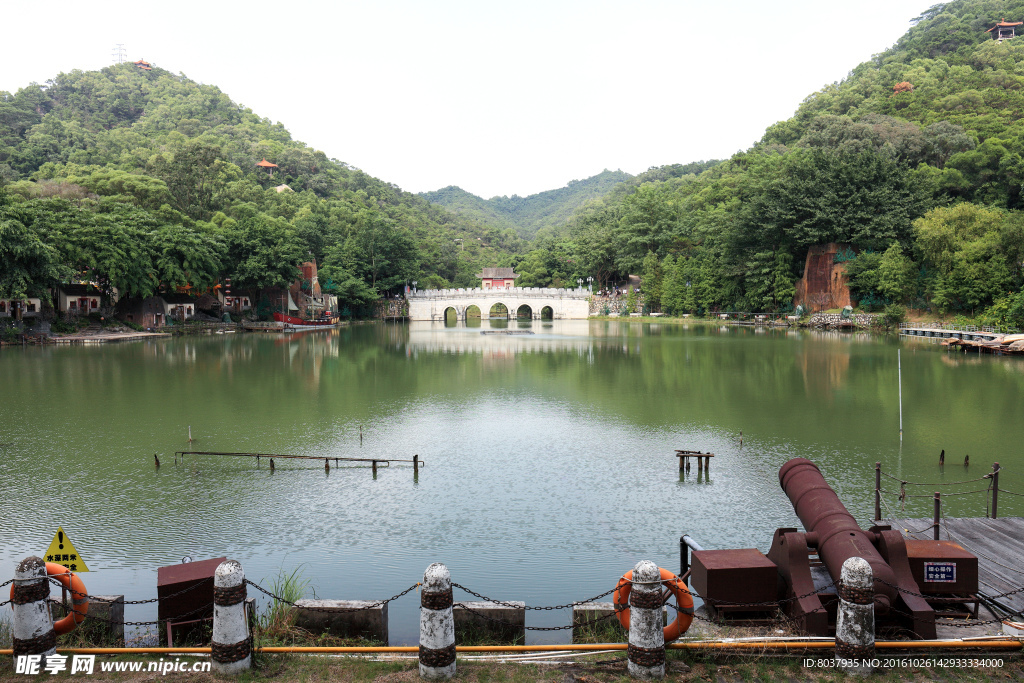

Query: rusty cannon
767;458;938;638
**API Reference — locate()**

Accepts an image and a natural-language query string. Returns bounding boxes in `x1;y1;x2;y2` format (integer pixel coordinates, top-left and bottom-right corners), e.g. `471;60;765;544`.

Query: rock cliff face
795;243;855;313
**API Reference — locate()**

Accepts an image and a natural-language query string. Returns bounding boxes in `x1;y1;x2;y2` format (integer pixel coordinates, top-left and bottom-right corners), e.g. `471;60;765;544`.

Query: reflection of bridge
407;288;590;321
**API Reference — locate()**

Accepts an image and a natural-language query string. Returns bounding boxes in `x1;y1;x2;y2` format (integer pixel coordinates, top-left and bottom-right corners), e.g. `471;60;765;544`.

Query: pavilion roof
256;158;278;168
987;18;1023;31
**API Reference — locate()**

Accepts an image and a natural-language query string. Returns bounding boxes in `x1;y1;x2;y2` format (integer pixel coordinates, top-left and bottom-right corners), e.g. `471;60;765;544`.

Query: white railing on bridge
407;287;590;300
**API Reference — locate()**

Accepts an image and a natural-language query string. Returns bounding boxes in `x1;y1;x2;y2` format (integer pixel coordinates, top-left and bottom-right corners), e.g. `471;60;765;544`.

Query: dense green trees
0;63;529;311
6;0;1024;324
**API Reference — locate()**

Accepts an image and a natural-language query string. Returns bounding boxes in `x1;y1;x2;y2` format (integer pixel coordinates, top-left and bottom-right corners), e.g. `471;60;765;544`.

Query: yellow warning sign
43;527;89;572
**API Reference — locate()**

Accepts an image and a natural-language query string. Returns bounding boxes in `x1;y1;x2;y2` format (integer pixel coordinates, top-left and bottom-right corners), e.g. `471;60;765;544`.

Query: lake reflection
1;321;1021;643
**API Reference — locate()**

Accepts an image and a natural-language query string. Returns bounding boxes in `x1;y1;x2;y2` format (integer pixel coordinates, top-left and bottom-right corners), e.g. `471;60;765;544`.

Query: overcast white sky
4;0;934;199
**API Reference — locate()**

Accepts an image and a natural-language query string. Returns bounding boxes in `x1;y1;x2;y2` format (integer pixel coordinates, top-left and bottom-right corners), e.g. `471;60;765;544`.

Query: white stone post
419;563;455;679
836;557;875;676
628;560;665;679
211;560;251;674
12;556;55;660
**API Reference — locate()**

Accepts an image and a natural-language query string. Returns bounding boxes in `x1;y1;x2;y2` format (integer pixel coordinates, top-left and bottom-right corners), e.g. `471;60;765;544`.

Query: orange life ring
613;566;693;642
9;563;88;634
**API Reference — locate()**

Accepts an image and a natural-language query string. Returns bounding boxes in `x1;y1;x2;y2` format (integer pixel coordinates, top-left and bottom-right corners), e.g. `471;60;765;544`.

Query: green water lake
1;320;1021;643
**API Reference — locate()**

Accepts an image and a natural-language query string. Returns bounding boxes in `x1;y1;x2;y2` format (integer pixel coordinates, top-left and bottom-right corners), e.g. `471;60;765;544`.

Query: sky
4;0;936;199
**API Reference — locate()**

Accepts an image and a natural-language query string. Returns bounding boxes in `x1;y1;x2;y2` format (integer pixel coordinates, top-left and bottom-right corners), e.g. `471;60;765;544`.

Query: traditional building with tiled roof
475;267;519;289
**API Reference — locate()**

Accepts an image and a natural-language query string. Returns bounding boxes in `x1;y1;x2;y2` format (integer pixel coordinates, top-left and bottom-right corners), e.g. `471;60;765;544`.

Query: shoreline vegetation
1;0;1024;335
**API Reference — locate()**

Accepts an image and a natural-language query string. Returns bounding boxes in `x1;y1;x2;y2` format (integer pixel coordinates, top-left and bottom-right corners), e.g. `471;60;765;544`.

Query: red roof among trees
987;18;1023;31
256;158;278;168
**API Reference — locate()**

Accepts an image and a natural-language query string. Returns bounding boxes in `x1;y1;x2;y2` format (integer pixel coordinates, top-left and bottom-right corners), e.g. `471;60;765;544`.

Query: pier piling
419;563;455;680
11;556;55;659
211;560;251;674
835;557;874;675
628;559;665;679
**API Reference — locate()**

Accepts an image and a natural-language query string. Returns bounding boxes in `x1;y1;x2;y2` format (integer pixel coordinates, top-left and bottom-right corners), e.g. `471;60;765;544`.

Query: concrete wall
291;599;387;642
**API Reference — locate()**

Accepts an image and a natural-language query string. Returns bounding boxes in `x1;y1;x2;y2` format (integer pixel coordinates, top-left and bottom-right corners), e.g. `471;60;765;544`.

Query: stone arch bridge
407;287;590;321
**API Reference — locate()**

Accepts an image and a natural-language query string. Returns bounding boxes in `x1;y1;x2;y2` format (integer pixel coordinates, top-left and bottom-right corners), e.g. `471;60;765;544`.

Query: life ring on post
10;563;89;634
613;566;693;642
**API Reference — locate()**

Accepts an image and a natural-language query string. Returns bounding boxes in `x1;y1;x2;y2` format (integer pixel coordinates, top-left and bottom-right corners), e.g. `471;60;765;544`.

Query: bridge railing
407;287;589;299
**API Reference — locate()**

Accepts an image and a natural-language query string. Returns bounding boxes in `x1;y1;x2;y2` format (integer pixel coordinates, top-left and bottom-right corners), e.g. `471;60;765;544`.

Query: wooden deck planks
893;517;1024;616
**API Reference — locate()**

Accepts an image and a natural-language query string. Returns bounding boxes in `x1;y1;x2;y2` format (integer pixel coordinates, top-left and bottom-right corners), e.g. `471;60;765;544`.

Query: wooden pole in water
413;455;419;475
933;492;941;541
940;449;944;466
898;350;903;441
189;426;192;443
372;460;377;476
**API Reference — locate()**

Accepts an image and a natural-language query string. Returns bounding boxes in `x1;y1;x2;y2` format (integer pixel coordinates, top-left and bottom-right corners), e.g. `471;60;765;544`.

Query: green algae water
1;320;1022;643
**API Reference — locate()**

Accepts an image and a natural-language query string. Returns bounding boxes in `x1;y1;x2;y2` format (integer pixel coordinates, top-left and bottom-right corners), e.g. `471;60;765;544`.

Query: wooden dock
899;325;1003;342
893;516;1024;616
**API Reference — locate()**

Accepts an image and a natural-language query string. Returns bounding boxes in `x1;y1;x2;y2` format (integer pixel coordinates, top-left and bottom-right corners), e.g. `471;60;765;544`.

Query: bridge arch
489;302;509;319
516;304;534;319
540;306;553;320
465;304;482;320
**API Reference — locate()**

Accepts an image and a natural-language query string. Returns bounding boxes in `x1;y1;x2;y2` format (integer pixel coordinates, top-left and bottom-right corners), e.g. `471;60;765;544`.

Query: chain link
44;575;210;604
877;577;1024;603
452;601;623;631
451;582;619;611
244;579;420;613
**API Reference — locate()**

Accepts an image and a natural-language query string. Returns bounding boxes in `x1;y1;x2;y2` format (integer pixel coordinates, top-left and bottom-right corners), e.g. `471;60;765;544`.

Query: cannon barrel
779;458;896;614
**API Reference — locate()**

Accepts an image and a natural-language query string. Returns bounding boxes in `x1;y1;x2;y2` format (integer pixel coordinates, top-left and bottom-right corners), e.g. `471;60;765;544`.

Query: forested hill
0;62;527;311
420;169;632;239
553;0;1024;326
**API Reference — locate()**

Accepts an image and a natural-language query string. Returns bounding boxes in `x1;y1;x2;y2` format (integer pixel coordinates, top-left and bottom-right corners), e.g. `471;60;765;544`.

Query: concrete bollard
211;560;250;674
628;560;665;679
12;556;55;659
836;557;874;676
419;563;455;680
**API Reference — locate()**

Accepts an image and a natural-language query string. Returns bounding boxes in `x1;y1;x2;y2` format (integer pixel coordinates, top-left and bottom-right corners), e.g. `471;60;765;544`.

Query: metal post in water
211;560;251;674
992;463;999;519
419;563;455;679
933;492;941;541
413;455;419;475
898;350;903;441
372;460;378;476
627;560;665;679
835;557;874;675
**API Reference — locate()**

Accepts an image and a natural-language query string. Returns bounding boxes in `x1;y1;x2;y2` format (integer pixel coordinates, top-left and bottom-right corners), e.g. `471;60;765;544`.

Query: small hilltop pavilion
987;18;1022;40
476;267;519;290
256;158;278;178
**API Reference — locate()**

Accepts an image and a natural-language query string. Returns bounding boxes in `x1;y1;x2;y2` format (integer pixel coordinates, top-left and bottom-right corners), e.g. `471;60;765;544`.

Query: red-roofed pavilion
256;158;278;178
987;18;1022;40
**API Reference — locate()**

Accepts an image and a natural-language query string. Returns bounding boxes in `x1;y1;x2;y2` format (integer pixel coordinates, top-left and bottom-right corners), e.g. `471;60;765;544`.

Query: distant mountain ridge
420;169;633;238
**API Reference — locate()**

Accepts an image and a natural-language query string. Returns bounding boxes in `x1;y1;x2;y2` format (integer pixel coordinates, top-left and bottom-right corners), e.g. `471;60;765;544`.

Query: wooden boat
272;312;339;330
